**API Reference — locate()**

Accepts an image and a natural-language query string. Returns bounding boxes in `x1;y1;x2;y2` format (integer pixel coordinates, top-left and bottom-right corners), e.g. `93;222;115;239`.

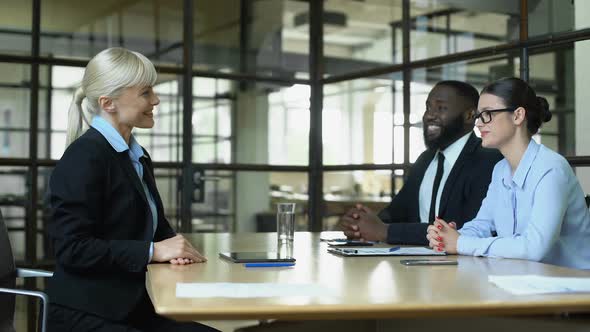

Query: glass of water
276;203;295;258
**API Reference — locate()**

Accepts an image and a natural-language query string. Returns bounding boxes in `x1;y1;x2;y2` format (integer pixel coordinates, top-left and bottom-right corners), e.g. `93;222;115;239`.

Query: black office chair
585;195;590;208
0;209;52;332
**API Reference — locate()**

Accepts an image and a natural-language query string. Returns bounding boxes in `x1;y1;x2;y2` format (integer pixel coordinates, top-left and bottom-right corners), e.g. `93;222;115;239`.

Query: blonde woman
427;77;590;269
46;48;218;331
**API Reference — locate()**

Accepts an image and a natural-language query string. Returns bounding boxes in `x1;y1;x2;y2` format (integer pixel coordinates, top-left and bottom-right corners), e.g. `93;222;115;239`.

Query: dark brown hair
481;77;552;135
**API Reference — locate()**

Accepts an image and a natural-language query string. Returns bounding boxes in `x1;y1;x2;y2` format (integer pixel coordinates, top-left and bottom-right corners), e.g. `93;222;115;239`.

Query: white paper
489;275;590;295
319;231;346;241
176;283;337;298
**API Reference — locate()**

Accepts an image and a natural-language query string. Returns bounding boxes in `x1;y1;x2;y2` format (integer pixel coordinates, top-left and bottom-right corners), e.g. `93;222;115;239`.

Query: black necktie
429;152;445;224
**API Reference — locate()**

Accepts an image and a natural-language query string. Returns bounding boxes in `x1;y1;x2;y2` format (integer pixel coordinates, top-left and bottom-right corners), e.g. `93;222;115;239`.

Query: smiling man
338;81;503;245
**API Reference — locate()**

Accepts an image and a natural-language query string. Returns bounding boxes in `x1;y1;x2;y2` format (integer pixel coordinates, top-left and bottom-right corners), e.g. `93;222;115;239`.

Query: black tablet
219;252;296;263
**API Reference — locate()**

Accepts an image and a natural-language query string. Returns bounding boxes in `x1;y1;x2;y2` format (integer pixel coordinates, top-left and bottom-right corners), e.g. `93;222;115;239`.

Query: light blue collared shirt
91;116;158;262
458;139;590;269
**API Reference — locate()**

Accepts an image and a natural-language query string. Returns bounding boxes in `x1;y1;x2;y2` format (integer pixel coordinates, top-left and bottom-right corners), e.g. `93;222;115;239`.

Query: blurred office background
1;0;590;329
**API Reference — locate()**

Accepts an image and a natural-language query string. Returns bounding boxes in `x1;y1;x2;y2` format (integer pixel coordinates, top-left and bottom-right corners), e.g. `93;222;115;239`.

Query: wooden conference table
146;232;590;323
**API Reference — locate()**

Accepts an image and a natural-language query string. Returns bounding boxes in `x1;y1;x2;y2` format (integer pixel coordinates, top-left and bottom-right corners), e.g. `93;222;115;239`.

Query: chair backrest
0;209;16;279
0;209;16;331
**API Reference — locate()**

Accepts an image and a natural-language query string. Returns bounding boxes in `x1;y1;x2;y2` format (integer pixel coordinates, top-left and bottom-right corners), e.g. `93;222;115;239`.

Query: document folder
328;247;446;256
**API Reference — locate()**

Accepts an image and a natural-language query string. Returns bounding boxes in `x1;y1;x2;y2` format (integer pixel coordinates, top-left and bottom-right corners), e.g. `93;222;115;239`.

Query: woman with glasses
426;77;590;269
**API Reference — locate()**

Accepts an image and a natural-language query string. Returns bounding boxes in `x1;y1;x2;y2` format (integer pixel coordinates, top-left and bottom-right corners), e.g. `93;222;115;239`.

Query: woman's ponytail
65;87;88;146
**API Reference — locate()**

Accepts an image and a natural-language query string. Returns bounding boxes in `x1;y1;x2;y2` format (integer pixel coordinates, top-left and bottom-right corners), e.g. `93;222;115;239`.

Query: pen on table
244;262;295;268
389;246;401;252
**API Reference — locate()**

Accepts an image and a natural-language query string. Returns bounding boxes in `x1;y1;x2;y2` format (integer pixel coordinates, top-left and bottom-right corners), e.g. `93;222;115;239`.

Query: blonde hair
66;47;158;146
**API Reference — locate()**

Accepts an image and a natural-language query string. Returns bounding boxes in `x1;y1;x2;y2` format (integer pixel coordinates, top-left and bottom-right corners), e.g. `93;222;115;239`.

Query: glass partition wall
2;0;590;292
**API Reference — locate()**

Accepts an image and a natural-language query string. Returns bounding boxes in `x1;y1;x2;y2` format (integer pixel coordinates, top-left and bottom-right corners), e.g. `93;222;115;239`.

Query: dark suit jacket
378;132;503;245
46;127;176;321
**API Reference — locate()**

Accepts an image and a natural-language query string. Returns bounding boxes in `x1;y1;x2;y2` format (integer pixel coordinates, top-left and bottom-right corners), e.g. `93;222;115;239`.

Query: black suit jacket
46;127;176;321
378;132;503;245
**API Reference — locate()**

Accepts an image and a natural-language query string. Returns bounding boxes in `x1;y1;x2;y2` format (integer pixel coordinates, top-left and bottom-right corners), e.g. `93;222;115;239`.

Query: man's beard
423;115;465;150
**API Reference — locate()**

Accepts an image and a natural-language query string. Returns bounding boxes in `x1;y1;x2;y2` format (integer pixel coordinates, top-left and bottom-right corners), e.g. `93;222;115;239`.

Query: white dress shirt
419;132;471;223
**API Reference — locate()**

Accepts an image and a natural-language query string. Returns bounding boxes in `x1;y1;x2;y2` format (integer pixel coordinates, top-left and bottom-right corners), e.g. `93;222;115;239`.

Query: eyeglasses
474;108;516;124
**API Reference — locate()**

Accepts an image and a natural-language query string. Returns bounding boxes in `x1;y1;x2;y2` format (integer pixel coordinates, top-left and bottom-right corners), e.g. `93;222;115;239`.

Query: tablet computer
219;252;296;263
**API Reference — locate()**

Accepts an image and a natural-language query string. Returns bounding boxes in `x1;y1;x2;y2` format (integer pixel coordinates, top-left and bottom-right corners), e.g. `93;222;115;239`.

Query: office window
192;78;233;164
0;63;30;158
194;0;310;79
323;76;401;165
268;84;310;165
528;0;582;37
37;166;54;261
2;0;590;282
41;0;184;66
190;170;308;232
410;0;519;61
575;167;590;197
322;0;403;77
529;40;590;157
0;166;29;261
0;0;32;56
193;79;310;165
38;66;83;159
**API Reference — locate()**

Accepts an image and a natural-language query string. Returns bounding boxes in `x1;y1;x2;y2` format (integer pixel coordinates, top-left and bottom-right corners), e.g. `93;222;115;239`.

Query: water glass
276;203;295;257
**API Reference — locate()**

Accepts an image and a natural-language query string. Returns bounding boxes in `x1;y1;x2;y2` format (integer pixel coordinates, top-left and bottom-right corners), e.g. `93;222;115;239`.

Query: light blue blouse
458;139;590;269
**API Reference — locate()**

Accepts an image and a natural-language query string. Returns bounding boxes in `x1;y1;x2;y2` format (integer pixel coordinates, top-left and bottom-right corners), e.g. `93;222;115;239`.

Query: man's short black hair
434;80;479;110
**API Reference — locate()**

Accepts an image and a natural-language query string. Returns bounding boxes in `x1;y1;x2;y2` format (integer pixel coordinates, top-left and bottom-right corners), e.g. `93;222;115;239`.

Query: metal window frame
0;0;589;276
